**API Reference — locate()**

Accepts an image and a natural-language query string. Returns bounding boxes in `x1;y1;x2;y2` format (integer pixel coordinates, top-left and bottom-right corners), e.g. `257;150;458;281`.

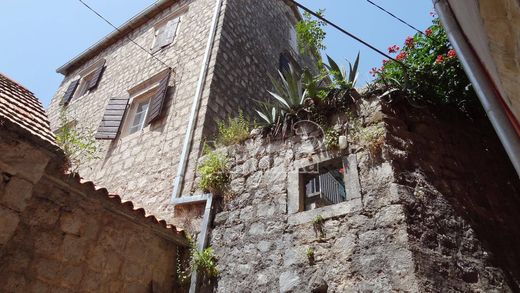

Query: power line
77;0;171;70
364;0;427;37
291;0;406;66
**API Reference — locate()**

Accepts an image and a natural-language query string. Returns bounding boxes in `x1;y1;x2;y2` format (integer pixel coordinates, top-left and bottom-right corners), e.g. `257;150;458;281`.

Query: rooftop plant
216;111;252;146
371;16;477;110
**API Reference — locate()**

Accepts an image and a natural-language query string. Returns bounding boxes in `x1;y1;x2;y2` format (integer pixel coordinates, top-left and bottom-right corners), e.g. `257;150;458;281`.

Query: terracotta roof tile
0;73;56;146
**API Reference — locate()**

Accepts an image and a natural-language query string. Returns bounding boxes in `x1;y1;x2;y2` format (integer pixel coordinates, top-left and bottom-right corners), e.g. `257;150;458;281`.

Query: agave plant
268;64;308;116
255;100;280;126
325;52;360;90
302;69;329;105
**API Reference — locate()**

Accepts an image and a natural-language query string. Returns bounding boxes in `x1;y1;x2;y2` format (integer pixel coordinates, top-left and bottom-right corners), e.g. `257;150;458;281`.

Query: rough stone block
279;270;300;293
0;206;20;245
2;177;33;212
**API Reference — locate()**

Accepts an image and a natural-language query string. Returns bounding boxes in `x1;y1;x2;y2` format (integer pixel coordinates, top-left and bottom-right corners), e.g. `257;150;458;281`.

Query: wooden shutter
145;70;171;125
87;60;106;91
62;79;79;105
151;25;167;53
163;18;179;47
95;96;129;140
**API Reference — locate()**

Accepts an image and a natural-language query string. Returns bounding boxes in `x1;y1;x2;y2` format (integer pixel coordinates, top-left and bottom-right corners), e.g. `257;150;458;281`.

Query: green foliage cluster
255;54;361;138
374;18;476;109
176;239;219;285
192;247;219;278
216;111;252;146
312;214;325;239
55;110;98;173
295;10;327;57
323;128;339;150
197;150;230;194
305;247;315;265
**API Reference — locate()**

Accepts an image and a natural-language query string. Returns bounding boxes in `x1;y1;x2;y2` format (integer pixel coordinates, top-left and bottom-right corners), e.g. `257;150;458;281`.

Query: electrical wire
290;0;406;67
364;0;428;38
77;0;171;70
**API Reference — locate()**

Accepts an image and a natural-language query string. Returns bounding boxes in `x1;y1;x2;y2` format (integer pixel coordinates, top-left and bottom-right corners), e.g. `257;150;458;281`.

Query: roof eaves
56;0;175;75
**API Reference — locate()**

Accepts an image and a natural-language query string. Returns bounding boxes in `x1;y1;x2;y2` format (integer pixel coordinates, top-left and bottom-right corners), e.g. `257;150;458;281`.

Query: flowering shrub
373;17;476;109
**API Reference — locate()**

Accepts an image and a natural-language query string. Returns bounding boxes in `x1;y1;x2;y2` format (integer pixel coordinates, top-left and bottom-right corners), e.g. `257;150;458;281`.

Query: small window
118;68;171;138
301;158;346;211
124;88;156;136
128;99;150;134
279;52;302;76
74;71;95;98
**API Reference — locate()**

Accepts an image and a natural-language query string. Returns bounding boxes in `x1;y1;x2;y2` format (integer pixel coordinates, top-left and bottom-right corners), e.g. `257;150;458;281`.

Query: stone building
0;73;188;292
39;0;520;292
47;0;307;222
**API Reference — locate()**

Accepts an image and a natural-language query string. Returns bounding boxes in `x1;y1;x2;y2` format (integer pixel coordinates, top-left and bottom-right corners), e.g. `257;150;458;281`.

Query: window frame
72;59;105;100
120;69;170;138
122;85;158;137
288;154;362;215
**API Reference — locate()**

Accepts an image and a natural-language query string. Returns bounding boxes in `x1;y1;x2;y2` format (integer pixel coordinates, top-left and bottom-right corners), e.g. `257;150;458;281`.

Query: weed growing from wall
55;110;98;173
197;150;230;195
216;111;253;146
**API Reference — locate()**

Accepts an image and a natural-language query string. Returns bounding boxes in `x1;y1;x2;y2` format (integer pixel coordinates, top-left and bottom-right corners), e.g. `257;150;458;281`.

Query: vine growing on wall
55;109;98;173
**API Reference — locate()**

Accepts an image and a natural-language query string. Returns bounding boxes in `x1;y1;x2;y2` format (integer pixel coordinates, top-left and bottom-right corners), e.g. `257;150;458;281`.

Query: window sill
119;125;150;143
288;197;362;226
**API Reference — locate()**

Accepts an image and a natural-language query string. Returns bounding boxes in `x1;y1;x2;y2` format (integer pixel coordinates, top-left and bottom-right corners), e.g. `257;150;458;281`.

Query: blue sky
0;0;432;107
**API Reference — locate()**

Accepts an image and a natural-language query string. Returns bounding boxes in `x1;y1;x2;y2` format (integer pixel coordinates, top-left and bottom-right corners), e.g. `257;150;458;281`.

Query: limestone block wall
383;100;520;291
199;96;520;292
204;0;313;137
47;0;308;220
47;0;218;222
0;129;188;293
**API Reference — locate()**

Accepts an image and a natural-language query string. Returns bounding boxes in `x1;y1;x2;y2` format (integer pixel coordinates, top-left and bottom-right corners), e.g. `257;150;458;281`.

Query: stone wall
0;129;188;292
383;100;520;291
199;95;520;292
47;0;307;221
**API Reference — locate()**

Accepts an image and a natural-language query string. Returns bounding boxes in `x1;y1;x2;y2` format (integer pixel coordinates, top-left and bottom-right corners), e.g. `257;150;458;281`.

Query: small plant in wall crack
55;109;98;173
312;215;325;239
323;128;340;150
216;111;254;146
197;150;230;195
306;247;315;265
192;247;219;278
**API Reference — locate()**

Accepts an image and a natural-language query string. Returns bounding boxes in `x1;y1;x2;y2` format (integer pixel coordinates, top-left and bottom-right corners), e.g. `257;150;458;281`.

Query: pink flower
396;51;407;60
405;36;414;48
425;28;433;37
338;168;344;174
388;45;400;54
429;11;436;17
369;67;380;77
447;49;456;58
382;59;389;65
435;54;443;64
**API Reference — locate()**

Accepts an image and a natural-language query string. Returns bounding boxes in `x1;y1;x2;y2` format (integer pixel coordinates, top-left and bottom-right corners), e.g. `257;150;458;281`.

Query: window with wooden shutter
151;16;180;53
62;79;80;105
87;59;106;91
95;96;129;140
145;70;171;125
